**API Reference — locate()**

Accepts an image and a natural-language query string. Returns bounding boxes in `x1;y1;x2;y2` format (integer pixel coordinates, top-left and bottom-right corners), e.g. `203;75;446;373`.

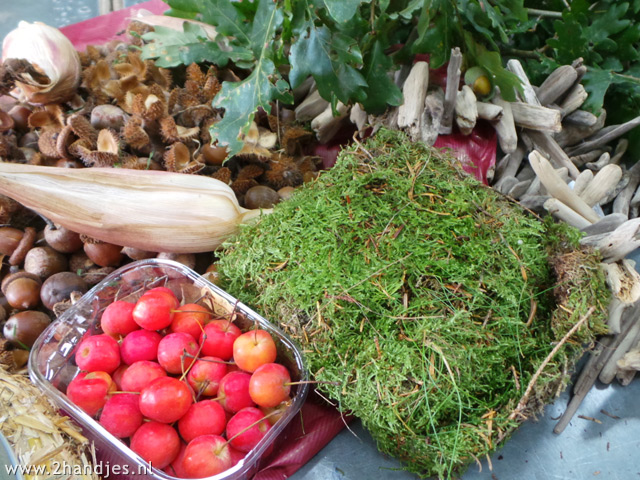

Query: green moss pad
219;129;609;478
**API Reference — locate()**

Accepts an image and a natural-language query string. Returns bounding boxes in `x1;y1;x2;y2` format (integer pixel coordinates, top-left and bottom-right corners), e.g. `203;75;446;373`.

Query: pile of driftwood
293;49;640;434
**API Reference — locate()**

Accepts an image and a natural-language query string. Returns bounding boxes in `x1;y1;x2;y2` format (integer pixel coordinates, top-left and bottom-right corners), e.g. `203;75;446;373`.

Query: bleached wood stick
526;167;568;196
611;139;629;165
564;110;598;127
476;102;503;121
454;85;477;135
537;65;578;106
571;149;606;168
585;152;611;171
559;84;588;117
599;320;640;384
492;92;518;154
311;102;349;144
350;103;368;133
568;115;640;156
397;61;429;129
506;59;541;106
420;88;445;146
492;144;525;184
516;164;535;181
602;260;640;304
543;198;592;229
613;161;640;216
295;90;330;122
439;48;462;135
608;298;628;335
508;179;532;199
511;102;562;132
582;219;640;263
526;131;581;179
578;164;623;206
293;76;316;103
556;110;607;148
496;176;519;195
581;213;627;237
572;169;594;197
529;150;599;222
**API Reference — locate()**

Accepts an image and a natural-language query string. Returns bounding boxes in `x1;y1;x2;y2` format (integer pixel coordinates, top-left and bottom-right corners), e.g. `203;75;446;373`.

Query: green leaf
289;25;368;104
546;13;588;65
389;0;423;20
582;68;614;112
321;0;366;23
413;1;457;68
360;40;403;114
587;2;630;44
249;0;283;56
197;0;250;42
141;24;229;68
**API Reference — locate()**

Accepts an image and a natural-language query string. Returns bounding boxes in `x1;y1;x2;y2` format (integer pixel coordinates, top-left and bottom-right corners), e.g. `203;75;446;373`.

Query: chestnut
156;252;197;270
0;227;24;256
24;246;68;279
244;185;280;210
3;310;51;348
83;241;124;268
44;224;83;253
40;272;88;311
1;271;42;310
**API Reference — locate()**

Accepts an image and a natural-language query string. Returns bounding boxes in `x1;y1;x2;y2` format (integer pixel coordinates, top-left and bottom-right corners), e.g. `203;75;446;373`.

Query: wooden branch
439;48;462;135
295;89;330;122
567;115;640;156
578;164;623;207
572;169;594;197
536;65;578;106
564;109;598;127
476;102;503;121
310;102;349;144
613;160;640;216
543;198;592;229
529;150;599;222
511;102;562;132
506;59;541;106
492;92;518;154
559;84;588;117
454;85;477;135
419;87;445;146
555;110;607;148
526;131;581;179
397;61;429;129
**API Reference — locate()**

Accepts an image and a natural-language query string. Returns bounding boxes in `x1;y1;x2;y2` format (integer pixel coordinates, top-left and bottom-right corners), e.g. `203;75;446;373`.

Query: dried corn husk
0;367;98;480
0;163;267;253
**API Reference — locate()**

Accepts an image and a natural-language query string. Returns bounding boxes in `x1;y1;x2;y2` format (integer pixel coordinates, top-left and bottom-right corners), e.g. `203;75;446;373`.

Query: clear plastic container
28;258;308;480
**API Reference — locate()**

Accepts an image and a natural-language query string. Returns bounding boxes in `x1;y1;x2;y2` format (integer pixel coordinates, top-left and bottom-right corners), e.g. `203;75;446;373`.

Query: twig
509;306;595;421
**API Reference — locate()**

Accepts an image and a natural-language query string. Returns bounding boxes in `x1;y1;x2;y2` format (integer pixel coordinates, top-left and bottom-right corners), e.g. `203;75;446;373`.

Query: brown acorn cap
55;125;74;159
68;114;98;147
38;130;62;158
122;116;150;150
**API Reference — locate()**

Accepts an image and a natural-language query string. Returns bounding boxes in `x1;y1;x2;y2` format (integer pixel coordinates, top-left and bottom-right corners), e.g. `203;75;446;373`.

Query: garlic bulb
2;21;81;105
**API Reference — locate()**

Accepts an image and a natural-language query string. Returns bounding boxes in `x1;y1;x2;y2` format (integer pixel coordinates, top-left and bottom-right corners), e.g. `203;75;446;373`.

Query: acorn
464;66;493;98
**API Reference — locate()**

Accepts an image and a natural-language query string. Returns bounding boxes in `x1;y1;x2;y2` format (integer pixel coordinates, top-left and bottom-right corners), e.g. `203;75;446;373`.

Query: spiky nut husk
68;113;98;146
38;129;61;158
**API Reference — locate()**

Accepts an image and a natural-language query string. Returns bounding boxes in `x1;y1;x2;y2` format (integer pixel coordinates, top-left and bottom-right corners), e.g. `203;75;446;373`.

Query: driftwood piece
610;139;629;165
608;298;628;335
510;102;562;132
516;164;536;181
529;150;599;222
602;259;640;303
496;176;519;195
506;59;541;106
581;218;640;263
581;213;627;236
556;110;607;148
571;149;606;168
526;131;581;179
420;88;445;146
599;319;640;384
508;179;532;199
311;102;349;144
585;152;611;171
572;169;594;197
559;84;588;117
564;110;598;127
493;144;525;184
476;101;503;121
599;174;629;207
492;92;518;154
613;160;640;216
349;103;368;133
536;65;578;106
397;61;429;130
519;194;551;212
567;115;640;156
527;167;568;196
439;48;462;135
292;76;316;104
578;164;623;207
543;198;592;229
295;89;330;122
454;85;477;135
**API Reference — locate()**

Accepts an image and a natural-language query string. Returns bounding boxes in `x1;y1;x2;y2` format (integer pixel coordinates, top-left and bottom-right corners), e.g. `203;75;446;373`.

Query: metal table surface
1;4;640;479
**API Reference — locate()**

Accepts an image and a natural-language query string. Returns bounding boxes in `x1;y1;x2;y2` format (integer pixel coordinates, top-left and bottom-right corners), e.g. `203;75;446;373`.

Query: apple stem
182;353;235;365
179;343;205;382
223;410;280;448
110;390;141;395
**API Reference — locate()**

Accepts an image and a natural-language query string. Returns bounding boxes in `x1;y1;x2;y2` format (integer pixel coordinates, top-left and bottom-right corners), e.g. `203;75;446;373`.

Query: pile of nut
0;22;323;370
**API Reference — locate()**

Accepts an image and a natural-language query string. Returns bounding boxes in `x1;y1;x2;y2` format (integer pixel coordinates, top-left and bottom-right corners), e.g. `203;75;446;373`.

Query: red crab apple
217;371;254;413
157;332;199;374
75;334;121;374
178;399;227;442
170;303;211;340
232;329;277;373
164;442;189;478
66;372;114;416
249;362;291;408
229;446;246;467
186;356;227;396
182;434;232;478
226;407;272;452
120;329;162;365
111;364;128;390
99;393;142;438
132;289;178;330
199;319;241;360
120;360;167;393
260;397;293;425
131;421;180;469
100;300;138;338
139;376;193;423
